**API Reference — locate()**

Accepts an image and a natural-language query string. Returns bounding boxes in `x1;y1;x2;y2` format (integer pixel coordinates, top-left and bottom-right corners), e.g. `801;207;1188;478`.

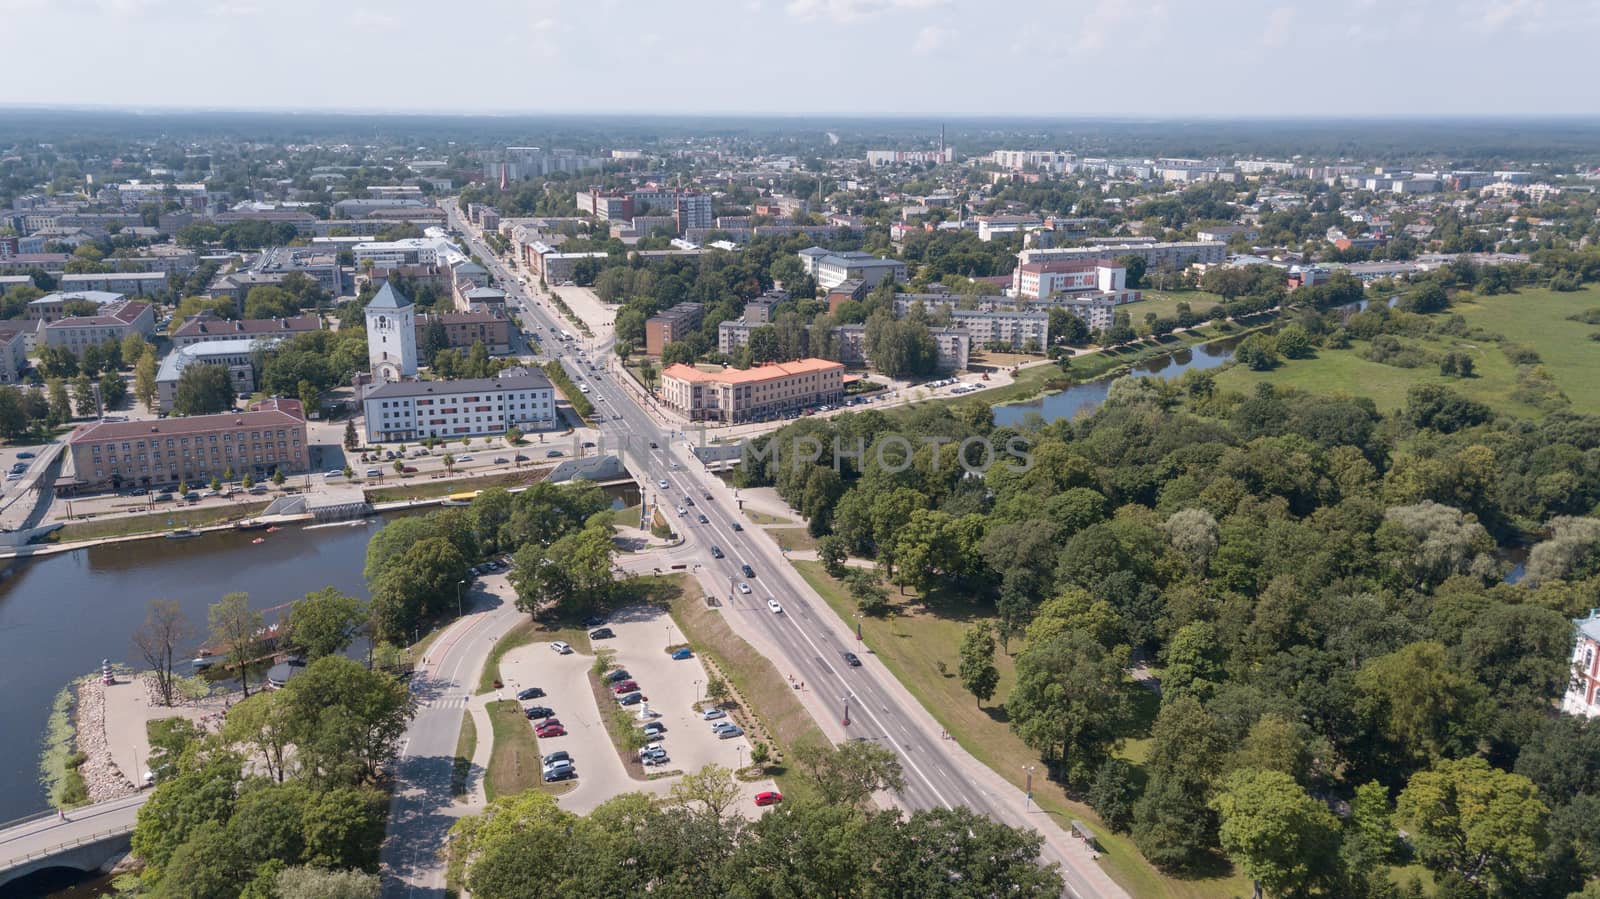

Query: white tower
366;283;417;382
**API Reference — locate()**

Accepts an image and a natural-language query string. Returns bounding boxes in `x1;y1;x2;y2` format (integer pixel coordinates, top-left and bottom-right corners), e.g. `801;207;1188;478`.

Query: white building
366;283;418;382
155;338;278;412
797;248;907;291
1563;611;1600;718
353;237;466;268
1014;260;1127;299
361;372;556;443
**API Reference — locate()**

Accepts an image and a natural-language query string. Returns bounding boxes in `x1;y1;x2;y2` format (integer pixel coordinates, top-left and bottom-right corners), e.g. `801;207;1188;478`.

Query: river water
993;335;1245;427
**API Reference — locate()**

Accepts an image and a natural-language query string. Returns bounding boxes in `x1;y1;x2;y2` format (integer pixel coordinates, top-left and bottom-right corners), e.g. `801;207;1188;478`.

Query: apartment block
155;338;275;411
40;301;156;358
1015;241;1225;280
361;373;556;443
832;324;970;371
1015;260;1127;299
171;312;323;349
57;271;170;296
416;311;513;355
645;303;705;356
660;358;844;423
68;398;309;490
0;324;29;383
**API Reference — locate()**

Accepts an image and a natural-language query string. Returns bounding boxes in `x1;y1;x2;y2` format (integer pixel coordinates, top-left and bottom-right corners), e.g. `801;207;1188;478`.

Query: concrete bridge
0;793;146;889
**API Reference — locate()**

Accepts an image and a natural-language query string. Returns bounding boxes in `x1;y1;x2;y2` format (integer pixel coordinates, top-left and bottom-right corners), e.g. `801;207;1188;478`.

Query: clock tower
366;283;417;382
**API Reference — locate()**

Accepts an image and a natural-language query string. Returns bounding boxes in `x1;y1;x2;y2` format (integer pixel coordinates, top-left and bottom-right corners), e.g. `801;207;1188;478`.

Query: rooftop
363;372;552;400
662;358;843;386
69;398;305;444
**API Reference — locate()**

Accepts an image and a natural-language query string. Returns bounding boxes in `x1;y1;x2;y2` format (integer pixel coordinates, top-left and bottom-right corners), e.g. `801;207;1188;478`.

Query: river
993;334;1245;427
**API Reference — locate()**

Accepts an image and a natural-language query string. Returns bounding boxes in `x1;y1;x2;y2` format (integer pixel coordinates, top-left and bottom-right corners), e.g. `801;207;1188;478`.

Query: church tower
366;282;417;382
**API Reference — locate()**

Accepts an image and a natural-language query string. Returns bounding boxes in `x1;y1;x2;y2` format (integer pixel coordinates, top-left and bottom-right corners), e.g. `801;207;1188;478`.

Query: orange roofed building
659;358;844;423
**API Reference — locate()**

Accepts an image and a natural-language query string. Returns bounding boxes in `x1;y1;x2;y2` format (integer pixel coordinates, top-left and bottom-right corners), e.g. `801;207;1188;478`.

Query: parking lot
495;602;776;815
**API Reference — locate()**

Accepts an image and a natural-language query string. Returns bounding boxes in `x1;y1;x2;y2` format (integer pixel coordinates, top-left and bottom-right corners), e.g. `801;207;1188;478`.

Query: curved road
435;202;1124;899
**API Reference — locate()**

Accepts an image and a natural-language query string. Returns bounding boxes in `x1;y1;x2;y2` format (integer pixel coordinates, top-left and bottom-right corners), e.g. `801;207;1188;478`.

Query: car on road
550;641;572;654
767;599;783;614
701;707;727;721
703;492;712;501
581;441;596;448
842;652;862;667
669;648;693;660
697;514;709;524
605;669;631;683
676;506;686;516
754;791;783;807
536;722;566;738
514;454;530;462
658;479;669;489
616;691;647;706
611;680;639;694
684;497;694;506
493;457;508;464
731;522;743;532
741;564;756;578
323;470;344;478
642;722;666;738
589;627;615;640
544;767;577;783
546;449;564;458
709;545;724;559
524;706;555;719
737;583;752;595
582;616;608;627
649;441;659;449
457;455;474;462
400;466;418;474
516;686;546;700
714;723;744;739
542;750;569;767
16;452;34;459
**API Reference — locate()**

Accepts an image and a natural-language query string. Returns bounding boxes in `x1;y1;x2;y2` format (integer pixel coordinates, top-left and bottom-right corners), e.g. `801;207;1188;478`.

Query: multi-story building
645;303;705;355
0;324;29;383
523;240;608;284
27;290;127;324
987;149;1076;173
360;372;556;443
486;147;603;181
674;193;714;232
57;271;170;296
575;190;635;222
832;324;970;372
68;398;308;490
1016;242;1224;283
1015;260;1127;299
949;310;1049;351
797;248;908;291
0;253;69;274
866;148;955;167
717;319;761;355
172;312;323;349
353;237;465;268
155;338;276;411
416;311;513;355
1025;294;1122;331
252;246;345;296
660;358;844;423
977;215;1044;242
1562;610;1600;718
41;301;156;358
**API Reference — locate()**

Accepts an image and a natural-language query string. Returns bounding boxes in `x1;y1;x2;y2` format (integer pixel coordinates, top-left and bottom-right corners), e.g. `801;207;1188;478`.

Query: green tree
816;534;849;576
272;469;286;486
1274;323;1314;359
1356;641;1487;765
1211;768;1342;898
1088;758;1140;833
0;386;26;439
957;623;1000;706
508;524;614;617
135;351;159;409
1160;621;1223;700
276;655;413;787
209;591;265;698
705;674;730;705
343;419;358;450
46;376;71;424
1007;628;1131;789
1395;756;1549;892
222;691;294;783
132;749;244;874
173;363;236;415
286;587;366;660
275;866;380;899
72;372;97;416
791;740;906;807
1134;695;1227;872
121;332;149;366
845;569;889;615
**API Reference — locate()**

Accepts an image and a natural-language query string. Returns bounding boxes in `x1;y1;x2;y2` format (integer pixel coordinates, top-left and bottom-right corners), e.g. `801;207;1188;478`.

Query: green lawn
768;527;818;553
744;510;792;526
1130;289;1228;323
365;468;551;504
52;502;271;542
485;699;572;799
451;713;477;797
791;560;1252;899
1215;284;1600;417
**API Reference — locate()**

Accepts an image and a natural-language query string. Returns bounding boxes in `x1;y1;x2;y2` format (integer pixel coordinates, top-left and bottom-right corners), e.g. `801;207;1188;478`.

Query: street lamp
1025;765;1036;808
694;679;701;702
841;694;851;727
457;579;467;618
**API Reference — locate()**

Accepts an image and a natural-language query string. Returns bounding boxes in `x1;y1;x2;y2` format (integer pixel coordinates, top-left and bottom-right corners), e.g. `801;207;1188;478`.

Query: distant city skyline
7;0;1600;117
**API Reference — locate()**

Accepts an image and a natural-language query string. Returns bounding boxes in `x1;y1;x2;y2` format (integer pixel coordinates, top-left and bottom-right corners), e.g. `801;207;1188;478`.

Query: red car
611;680;639;694
754;791;783;807
536;723;566;738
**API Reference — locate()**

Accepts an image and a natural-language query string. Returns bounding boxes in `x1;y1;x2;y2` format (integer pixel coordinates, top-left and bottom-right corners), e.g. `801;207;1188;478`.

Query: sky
6;0;1600;117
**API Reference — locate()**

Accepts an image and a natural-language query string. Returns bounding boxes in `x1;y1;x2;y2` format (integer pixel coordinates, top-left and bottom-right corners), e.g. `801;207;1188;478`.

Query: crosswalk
416;694;470;710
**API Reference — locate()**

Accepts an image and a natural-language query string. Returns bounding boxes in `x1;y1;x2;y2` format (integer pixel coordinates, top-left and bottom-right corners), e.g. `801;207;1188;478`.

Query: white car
551;641;572;654
738;583;752;595
658;479;669;489
677;506;687;517
767;599;783;614
701;707;727;721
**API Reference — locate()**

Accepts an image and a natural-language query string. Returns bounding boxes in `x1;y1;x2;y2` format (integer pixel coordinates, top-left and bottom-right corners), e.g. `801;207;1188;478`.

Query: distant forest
3;109;1600;168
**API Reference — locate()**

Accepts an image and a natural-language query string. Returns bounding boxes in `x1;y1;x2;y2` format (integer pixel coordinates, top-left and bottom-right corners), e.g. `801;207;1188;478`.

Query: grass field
52;501;272;542
767;527;818;553
791;560;1252;899
1215;284;1600;417
744;510;792;525
1130;289;1229;322
451;713;477;797
662;574;826;799
364;468;551;504
485;699;546;800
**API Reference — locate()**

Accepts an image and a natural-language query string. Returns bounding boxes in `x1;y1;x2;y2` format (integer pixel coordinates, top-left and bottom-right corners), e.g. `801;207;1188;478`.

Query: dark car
684;497;695;507
546;450;563;458
649;441;659;449
709;545;724;559
589;627;615;640
582;615;608;628
741;564;755;578
617;692;646;706
581;441;596;449
544;767;577;783
514;454;529;462
605;669;631;683
731;522;743;532
516;686;546;701
493;457;509;464
524;706;555;720
697;514;708;524
842;652;862;667
16;451;35;459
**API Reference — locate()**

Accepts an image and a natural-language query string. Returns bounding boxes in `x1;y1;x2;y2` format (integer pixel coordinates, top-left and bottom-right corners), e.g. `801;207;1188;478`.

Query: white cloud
785;0;944;24
1261;5;1295;47
912;23;952;54
1075;0;1167;53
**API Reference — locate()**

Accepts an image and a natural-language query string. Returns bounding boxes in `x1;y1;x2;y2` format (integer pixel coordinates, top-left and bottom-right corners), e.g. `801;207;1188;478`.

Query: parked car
616;692;647;706
524;706;555;719
589;627;615;640
767;599;783;614
544;767;577;783
542;750;569;767
516;686;546;701
842;652;862;667
669;648;693;660
641;750;669;767
754;791;783;807
642;722;666;738
16;452;34;459
582;616;607;628
550;641;572;654
715;724;744;739
323;470;343;478
605;669;631;683
535;722;566;738
612;680;640;694
701;708;727;721
365;468;381;477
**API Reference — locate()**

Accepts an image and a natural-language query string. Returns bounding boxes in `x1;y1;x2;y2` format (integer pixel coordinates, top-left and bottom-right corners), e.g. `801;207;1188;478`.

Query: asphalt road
442;203;1123;899
378;579;521;897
